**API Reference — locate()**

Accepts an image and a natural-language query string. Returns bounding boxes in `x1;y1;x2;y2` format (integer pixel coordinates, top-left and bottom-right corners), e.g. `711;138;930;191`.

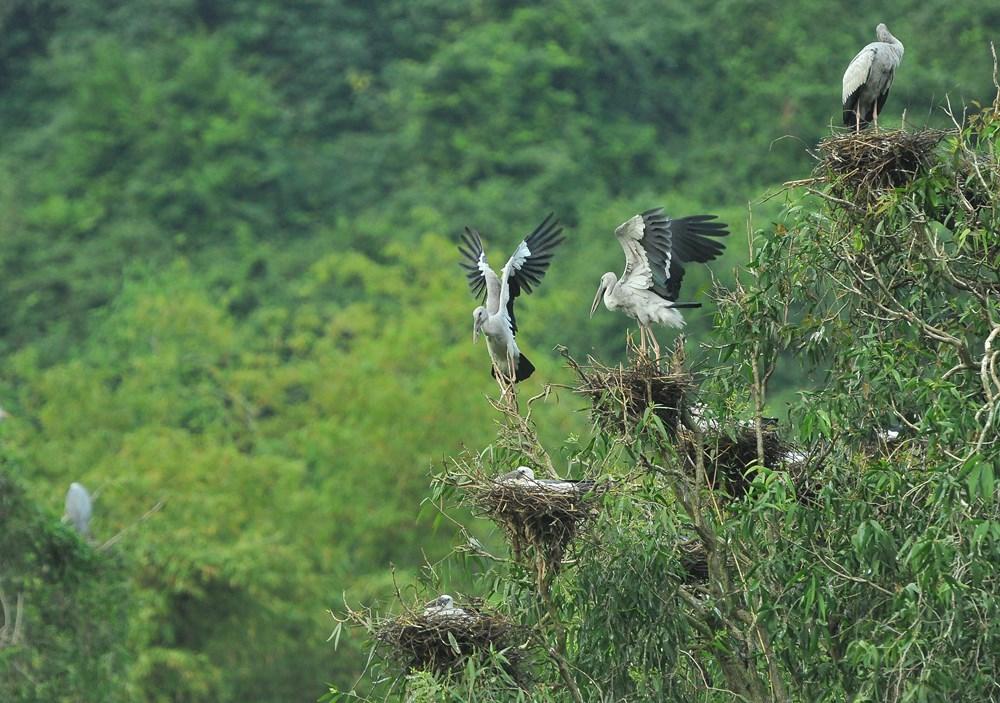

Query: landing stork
459;213;564;385
590;207;729;358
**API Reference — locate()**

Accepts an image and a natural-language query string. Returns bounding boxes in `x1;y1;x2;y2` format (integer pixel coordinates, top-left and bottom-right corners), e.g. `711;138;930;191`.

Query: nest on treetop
815;128;948;207
369;602;530;681
461;471;611;586
563;351;693;440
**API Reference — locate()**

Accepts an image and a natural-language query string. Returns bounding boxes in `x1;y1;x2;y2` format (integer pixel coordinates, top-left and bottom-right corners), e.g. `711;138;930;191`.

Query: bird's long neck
879;29;903;55
603;274;619;306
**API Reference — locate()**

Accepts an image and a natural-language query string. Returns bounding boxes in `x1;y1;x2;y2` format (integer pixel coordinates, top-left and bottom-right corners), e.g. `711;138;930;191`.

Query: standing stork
842;23;904;132
590;207;729;359
65;482;93;538
459;213;564;385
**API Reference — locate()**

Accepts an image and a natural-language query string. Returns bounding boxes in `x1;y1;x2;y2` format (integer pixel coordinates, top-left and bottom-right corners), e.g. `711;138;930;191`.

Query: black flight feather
639;208;730;302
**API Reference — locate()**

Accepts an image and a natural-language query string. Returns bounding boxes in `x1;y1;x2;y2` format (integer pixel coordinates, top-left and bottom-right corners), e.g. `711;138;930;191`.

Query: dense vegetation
1;1;997;701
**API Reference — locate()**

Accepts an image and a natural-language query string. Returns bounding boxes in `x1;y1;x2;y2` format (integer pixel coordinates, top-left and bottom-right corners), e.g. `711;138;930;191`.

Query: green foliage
336;97;1000;702
2;1;999;701
0;469;134;702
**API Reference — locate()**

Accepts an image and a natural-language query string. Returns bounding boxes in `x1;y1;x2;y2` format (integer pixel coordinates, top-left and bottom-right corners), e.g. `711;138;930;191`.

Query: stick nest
816;129;948;206
677;538;709;582
566;353;692;439
372;604;530;680
463;474;610;582
687;424;788;498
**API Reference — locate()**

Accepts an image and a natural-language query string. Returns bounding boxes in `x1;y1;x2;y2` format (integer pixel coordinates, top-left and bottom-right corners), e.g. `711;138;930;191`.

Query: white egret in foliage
459;214;565;385
65;482;93;537
842;23;904;132
590;207;729;358
497;466;594;494
423;594;468;619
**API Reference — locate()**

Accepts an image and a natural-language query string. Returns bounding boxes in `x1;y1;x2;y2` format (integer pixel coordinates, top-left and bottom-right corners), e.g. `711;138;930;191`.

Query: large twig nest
816;129;948;207
371;604;530;681
462;472;610;584
683;423;787;498
677;538;709;583
564;351;693;440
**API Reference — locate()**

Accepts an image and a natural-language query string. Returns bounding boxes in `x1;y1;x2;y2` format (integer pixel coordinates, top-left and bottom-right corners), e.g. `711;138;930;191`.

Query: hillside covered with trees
1;1;998;701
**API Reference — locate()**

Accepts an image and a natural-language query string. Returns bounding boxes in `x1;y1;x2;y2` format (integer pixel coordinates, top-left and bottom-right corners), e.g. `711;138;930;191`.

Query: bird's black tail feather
670;302;702;309
515;353;535;382
490;353;535;383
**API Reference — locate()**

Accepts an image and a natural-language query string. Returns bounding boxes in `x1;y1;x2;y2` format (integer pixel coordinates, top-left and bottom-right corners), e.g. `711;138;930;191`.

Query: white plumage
496;466;592;494
65;482;93;537
423;594;468;619
460;214;565;385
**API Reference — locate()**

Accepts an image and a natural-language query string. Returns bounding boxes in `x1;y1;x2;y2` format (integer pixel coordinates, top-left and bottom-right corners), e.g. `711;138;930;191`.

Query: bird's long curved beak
590;284;604;318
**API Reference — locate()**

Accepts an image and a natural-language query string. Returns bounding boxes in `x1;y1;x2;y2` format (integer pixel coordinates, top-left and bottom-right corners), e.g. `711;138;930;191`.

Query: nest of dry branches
462;473;610;584
816;129;948;206
371;604;530;681
683;423;787;498
677;538;709;582
565;352;693;439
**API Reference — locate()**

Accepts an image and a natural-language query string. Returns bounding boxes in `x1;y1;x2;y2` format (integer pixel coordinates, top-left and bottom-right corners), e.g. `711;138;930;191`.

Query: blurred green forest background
0;0;997;700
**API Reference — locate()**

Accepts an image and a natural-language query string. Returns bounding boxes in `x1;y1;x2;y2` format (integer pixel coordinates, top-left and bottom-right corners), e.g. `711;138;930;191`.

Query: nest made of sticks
373;604;529;681
677;538;709;583
567;353;693;440
463;472;610;582
684;423;787;498
816;129;948;206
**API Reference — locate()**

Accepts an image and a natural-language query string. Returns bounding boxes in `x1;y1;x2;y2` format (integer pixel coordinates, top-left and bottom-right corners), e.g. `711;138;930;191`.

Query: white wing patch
503;240;532;276
843;45;876;104
615;214;654;291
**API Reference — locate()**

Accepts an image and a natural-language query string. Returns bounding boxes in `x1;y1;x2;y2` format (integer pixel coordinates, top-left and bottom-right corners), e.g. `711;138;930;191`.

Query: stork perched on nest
459;213;565;386
423;595;469;619
497;466;594;494
590;207;729;359
842;23;904;132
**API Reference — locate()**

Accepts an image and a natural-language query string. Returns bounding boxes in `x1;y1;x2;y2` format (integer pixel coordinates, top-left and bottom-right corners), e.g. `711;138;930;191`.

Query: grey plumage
842;23;904;130
65;482;93;537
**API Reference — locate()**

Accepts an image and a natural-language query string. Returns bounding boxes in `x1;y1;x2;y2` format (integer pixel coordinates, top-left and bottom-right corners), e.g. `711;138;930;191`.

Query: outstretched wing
499;213;565;334
614;213;657;291
656;208;729;302
458;227;502;312
622;208;728;302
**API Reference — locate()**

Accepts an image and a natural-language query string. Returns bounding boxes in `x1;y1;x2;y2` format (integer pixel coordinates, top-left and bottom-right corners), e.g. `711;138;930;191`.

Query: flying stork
459;213;564;385
590;207;729;358
842;23;904;132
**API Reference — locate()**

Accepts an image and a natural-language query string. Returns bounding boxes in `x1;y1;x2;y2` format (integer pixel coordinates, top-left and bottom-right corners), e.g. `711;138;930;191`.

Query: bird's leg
855;109;861;133
500;352;516;398
638;326;647;357
649;328;661;364
492;361;507;396
873;102;879;132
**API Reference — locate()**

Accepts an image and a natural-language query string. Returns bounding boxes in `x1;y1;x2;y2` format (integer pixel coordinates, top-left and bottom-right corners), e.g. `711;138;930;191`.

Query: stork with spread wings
459;213;564;385
591;207;729;358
